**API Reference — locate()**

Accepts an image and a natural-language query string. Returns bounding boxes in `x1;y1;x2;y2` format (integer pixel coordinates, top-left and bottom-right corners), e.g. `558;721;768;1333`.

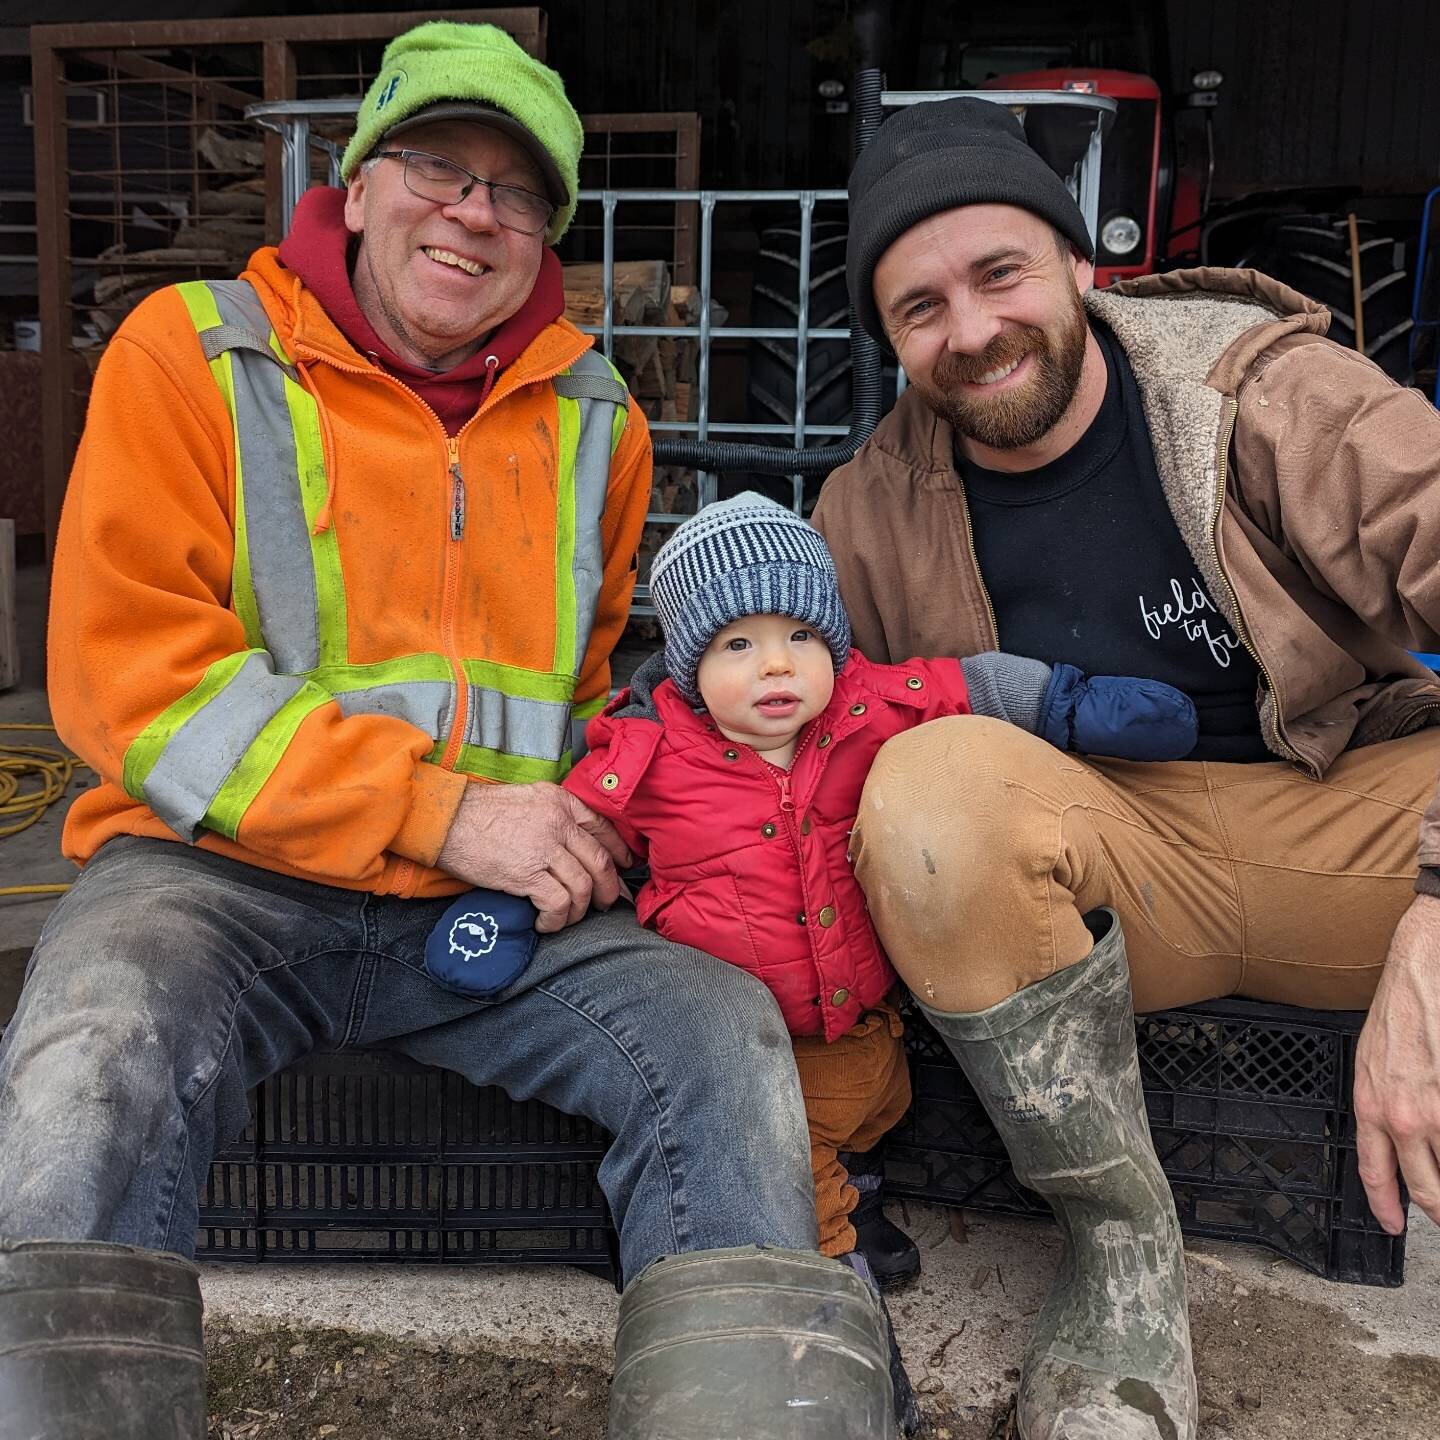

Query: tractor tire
748;219;855;430
1239;214;1413;380
740;219;902;508
735;219;856;509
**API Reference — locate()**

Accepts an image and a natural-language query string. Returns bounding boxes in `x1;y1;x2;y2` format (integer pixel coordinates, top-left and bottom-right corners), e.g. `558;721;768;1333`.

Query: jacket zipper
955;480;1000;649
293;342;591;894
760;724;821;898
438;433;470;776
449;439;466;541
1209;396;1303;764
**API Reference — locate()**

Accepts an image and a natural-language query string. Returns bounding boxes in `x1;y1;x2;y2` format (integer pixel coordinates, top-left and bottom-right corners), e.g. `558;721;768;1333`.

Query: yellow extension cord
0;723;86;898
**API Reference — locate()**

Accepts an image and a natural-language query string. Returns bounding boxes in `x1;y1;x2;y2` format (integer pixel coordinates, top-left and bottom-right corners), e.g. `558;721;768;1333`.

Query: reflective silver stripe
203;280;319;676
333;677;565;761
565;349;627;679
333;681;455;739
464;686;574;761
143;652;306;841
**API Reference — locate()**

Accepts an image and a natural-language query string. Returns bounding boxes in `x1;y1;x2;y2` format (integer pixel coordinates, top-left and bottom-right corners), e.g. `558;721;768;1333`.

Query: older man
0;24;897;1438
814;97;1440;1440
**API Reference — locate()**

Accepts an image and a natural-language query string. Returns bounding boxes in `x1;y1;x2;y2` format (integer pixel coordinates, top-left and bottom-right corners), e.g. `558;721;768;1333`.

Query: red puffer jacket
564;652;970;1041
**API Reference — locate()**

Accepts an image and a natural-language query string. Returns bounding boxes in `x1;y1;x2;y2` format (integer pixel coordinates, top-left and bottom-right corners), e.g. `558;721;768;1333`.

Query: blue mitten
1039;664;1198;761
425;888;540;999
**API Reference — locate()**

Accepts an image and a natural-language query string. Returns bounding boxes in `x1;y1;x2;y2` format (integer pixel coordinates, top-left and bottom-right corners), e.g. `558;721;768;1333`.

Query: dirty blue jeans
0;838;818;1281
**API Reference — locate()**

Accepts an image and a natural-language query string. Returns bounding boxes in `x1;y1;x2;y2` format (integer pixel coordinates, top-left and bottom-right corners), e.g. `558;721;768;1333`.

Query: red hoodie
277;187;565;435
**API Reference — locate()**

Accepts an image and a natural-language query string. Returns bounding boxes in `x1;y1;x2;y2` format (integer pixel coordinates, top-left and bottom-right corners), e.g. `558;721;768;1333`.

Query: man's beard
911;287;1088;451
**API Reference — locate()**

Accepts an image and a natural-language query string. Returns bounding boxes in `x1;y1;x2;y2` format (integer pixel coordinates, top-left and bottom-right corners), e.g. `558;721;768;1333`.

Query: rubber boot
0;1238;206;1439
918;911;1197;1440
838;1145;922;1292
608;1244;896;1438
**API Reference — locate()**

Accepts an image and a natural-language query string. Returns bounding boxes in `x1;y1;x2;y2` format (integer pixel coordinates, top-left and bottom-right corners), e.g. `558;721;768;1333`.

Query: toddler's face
696;613;835;760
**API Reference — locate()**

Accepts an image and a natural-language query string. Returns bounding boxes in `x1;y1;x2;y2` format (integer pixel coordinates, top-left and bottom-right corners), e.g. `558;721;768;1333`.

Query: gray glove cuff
959;651;1053;735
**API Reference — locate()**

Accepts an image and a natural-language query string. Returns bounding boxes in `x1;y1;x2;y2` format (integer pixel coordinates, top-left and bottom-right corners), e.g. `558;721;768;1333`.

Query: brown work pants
792;999;912;1257
852;717;1440;1016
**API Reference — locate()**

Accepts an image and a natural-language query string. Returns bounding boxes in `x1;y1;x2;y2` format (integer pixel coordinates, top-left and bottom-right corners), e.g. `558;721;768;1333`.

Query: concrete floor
194;1205;1440;1425
5;559;1440;1432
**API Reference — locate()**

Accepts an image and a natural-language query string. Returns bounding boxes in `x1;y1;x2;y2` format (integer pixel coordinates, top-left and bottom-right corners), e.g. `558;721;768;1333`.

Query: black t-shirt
958;320;1270;762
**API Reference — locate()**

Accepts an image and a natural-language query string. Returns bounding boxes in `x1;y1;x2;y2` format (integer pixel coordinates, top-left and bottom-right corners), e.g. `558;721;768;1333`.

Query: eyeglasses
372;149;555;235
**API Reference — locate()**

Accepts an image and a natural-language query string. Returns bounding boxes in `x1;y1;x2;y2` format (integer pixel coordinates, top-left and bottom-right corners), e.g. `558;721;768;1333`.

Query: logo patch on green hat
374;69;406;111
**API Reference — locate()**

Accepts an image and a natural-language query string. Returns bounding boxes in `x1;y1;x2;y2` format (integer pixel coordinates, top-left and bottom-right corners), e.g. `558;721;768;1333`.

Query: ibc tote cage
253;74;1115;613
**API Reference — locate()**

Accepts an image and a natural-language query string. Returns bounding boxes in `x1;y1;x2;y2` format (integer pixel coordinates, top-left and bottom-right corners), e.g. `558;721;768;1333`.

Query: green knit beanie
340;22;583;243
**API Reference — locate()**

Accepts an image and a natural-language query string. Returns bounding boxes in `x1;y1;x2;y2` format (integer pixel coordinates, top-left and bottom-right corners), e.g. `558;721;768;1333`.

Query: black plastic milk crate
884;997;1405;1286
197;1049;617;1276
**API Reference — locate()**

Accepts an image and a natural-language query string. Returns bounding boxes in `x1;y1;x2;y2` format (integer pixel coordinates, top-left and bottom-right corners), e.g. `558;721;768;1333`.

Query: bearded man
813;97;1440;1440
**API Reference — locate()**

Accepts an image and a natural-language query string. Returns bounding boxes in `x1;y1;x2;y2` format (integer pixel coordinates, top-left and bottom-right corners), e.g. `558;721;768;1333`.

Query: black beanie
847;97;1095;349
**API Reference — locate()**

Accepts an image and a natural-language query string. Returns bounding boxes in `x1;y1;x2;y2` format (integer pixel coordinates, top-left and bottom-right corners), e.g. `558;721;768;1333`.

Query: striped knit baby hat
649;492;851;707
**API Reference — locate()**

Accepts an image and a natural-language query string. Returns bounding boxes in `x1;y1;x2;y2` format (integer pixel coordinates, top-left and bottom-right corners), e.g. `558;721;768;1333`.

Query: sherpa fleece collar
1083;267;1330;649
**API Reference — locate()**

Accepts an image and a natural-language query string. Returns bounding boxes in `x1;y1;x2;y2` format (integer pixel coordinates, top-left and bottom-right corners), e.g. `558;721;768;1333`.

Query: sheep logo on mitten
448;910;499;963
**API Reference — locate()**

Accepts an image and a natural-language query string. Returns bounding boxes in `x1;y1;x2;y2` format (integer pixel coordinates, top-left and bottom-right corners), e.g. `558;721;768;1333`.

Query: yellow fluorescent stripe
553;391;581;676
312;654;575;705
312;654;455;691
121;649;260;801
451;743;572;785
282;367;348;668
572;693;606;720
202;686;331;840
461;656;578;705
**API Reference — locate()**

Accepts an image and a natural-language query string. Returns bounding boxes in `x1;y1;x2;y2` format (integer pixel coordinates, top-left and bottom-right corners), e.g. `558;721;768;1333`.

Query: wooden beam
0;520;15;692
30;38;72;561
32;12;545;57
263;39;297;247
72;48;258;116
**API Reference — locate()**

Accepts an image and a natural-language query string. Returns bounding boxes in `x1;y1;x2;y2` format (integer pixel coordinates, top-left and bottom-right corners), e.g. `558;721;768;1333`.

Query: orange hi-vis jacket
49;246;652;897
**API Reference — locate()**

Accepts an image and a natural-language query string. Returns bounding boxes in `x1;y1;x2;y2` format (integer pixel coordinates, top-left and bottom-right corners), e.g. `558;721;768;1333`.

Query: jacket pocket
647;872;767;978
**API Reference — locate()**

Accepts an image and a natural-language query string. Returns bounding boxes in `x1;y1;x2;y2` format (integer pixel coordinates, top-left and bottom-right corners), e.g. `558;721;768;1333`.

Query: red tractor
746;35;1414;485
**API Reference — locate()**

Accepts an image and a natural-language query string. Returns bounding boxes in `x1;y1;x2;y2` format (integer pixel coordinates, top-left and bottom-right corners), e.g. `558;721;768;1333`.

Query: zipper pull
447;439;465;541
777;770;795;812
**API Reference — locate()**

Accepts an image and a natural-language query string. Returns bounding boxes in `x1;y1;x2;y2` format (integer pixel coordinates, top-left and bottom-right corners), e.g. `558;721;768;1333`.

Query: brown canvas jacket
812;267;1440;866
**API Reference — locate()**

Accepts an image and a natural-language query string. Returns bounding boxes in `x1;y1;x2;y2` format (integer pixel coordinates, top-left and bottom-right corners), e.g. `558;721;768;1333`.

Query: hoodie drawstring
477;353;500;409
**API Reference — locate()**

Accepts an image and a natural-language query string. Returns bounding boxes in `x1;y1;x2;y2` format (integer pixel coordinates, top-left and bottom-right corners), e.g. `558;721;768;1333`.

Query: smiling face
343;119;547;369
696;613;836;769
874;203;1103;469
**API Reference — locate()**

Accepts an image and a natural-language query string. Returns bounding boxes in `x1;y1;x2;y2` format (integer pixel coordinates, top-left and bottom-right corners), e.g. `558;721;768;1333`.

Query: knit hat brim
846;97;1095;353
380;102;566;209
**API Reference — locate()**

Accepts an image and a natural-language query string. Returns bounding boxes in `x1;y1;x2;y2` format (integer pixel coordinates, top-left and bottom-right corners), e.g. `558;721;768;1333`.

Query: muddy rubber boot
608;1244;896;1439
838;1146;921;1292
0;1237;206;1439
918;911;1197;1440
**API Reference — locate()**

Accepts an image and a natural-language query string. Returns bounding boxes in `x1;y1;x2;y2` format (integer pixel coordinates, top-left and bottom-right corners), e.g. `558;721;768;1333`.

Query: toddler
563;493;1196;1287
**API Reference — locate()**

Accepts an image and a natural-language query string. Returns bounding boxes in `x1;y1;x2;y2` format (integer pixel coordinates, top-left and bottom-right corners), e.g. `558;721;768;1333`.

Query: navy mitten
1039;663;1198;761
961;651;1199;761
425;888;540;998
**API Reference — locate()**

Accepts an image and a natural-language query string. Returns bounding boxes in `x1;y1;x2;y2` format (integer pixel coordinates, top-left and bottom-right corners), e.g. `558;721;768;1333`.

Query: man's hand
436;782;634;933
1354;892;1440;1232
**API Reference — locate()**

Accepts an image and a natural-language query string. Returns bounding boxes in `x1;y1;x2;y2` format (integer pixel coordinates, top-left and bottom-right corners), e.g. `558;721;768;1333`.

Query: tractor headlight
1101;214;1142;257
